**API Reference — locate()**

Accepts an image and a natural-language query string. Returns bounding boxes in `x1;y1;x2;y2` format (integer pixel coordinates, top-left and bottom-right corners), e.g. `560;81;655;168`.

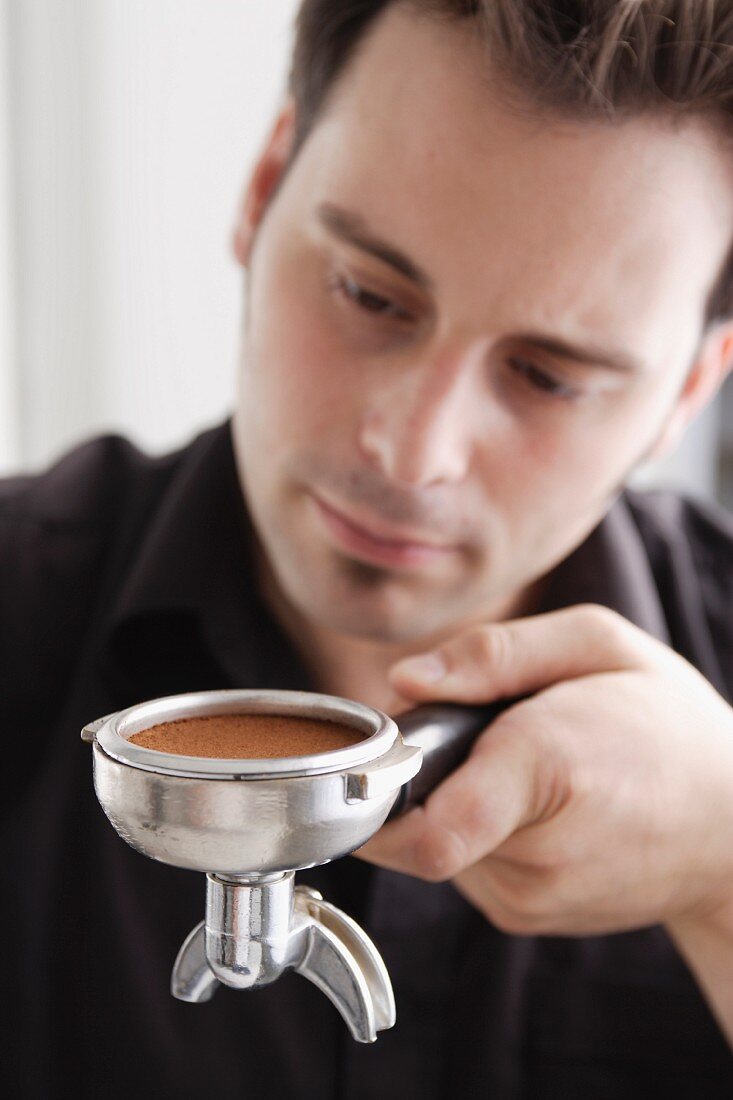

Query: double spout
173;873;395;1043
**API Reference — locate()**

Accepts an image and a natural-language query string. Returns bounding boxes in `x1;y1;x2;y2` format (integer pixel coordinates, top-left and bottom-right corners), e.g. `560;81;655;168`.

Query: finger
389;603;650;704
354;718;541;881
352;805;428;874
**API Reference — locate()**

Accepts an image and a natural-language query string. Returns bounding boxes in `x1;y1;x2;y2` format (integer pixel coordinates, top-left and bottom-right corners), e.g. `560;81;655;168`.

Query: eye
507;356;580;401
331;273;413;322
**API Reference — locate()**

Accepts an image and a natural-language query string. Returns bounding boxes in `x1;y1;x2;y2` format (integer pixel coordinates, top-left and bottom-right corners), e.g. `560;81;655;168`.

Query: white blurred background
1;0;732;507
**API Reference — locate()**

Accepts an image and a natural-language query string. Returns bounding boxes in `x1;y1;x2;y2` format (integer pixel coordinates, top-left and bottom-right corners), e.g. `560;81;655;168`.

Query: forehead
290;5;733;367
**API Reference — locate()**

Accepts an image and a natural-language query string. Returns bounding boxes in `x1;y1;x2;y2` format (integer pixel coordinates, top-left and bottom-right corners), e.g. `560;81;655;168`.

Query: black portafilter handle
386;699;519;821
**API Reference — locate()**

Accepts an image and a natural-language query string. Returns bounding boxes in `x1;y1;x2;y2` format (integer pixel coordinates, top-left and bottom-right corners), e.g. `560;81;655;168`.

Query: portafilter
82;688;509;1043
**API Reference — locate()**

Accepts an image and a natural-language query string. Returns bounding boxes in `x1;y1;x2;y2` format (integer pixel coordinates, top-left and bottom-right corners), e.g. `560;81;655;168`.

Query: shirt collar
101;419;670;697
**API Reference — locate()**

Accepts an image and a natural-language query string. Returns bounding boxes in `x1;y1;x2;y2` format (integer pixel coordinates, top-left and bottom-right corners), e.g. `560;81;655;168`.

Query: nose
357;341;482;487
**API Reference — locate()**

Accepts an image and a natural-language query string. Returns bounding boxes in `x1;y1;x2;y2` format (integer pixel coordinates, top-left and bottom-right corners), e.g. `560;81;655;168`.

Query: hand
353;604;733;936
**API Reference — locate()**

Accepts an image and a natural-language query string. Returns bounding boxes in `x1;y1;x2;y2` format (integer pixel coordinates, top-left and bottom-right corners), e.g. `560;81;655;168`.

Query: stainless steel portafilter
82;689;506;1043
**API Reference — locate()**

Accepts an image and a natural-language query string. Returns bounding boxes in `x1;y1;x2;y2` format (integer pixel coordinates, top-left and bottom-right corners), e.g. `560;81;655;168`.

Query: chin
284;554;457;643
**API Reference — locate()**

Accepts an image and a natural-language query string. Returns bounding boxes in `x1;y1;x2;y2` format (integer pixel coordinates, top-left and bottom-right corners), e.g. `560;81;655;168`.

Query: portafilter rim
94;688;399;780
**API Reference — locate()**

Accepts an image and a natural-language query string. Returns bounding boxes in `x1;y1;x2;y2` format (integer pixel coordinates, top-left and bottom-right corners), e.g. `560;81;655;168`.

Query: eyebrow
315;201;435;291
512;332;644;375
315;201;644;375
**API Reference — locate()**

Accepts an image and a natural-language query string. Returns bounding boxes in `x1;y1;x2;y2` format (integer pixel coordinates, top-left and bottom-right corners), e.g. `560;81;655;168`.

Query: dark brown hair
287;0;733;328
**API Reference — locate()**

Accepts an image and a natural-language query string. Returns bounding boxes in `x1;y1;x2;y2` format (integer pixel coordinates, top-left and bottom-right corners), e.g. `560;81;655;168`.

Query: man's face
232;6;733;645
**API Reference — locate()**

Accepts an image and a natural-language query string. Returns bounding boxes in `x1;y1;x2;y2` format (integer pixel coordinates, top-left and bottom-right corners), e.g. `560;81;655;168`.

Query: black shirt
3;417;733;1099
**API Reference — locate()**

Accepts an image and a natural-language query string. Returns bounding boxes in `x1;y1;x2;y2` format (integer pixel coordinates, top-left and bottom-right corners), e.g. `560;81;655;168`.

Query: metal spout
171;873;394;1043
293;883;395;1042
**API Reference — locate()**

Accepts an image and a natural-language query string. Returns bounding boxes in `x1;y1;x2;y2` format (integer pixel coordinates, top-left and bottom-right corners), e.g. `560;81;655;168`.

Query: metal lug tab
80;711;118;743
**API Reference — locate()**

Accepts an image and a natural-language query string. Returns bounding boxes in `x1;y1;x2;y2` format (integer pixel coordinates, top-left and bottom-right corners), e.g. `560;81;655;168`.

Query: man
3;0;733;1096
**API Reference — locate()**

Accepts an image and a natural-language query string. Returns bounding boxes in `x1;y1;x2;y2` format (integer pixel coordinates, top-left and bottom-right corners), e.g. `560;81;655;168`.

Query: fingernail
392;653;446;683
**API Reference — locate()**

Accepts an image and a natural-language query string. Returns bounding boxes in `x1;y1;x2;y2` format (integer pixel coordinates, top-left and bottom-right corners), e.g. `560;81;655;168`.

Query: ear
645;321;733;462
232;98;298;269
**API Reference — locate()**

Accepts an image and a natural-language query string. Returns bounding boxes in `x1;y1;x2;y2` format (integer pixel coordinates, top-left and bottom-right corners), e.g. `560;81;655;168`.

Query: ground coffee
128;713;360;758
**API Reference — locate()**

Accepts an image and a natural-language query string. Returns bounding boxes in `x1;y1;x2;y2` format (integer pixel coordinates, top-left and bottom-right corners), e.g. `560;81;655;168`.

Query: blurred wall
0;0;20;470
1;0;298;474
0;0;731;506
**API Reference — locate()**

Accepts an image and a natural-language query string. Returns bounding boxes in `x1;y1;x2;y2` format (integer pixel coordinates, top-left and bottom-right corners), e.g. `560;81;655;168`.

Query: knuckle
499;833;564;875
488;909;529;936
576;603;635;654
413;825;468;883
577;602;623;633
486;897;548;936
468;625;508;673
483;864;561;934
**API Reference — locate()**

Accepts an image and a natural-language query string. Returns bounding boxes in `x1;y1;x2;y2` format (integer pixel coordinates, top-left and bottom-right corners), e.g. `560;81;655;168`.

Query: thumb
389;604;647;704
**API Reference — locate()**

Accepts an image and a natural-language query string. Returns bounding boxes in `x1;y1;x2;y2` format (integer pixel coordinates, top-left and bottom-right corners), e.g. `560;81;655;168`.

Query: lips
310;492;455;569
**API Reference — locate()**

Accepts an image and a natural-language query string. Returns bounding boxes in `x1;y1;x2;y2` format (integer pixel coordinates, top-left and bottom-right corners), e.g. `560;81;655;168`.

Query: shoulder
624;487;733;697
0;428;216;626
0;431;184;534
0;431;186;628
0;429;206;725
624;487;733;575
